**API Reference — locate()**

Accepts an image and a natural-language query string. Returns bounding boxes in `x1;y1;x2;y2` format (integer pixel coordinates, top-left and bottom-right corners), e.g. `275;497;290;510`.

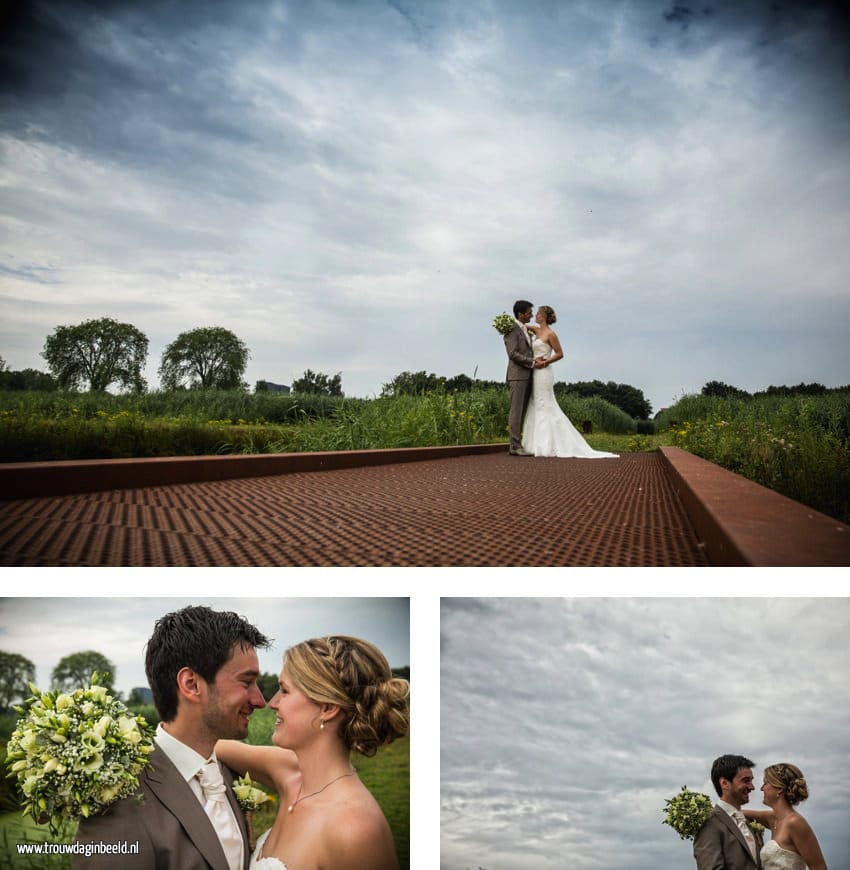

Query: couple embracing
73;606;409;870
694;754;827;870
503;299;618;459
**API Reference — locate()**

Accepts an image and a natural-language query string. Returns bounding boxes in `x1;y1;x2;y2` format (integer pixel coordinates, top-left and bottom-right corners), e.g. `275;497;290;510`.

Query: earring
319;719;325;730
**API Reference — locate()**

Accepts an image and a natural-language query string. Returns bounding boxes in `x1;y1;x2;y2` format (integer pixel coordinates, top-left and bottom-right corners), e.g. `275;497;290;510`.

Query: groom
694;754;763;870
504;299;544;456
73;605;271;869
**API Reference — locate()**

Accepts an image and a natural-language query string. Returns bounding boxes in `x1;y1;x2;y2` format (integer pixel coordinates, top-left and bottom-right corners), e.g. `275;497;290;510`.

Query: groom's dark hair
513;299;533;318
710;754;755;796
145;605;272;721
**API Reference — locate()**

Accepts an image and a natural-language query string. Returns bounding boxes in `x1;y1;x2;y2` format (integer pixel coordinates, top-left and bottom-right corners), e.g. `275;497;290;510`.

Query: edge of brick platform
1;443;509;499
658;446;850;566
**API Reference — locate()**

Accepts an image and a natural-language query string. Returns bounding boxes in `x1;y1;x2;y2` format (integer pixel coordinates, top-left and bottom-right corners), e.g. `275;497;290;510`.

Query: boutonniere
233;773;274;851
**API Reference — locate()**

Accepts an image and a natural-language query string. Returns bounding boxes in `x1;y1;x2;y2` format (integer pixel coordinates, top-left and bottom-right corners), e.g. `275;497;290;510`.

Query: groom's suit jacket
504;324;534;382
693;805;763;870
72;746;250;870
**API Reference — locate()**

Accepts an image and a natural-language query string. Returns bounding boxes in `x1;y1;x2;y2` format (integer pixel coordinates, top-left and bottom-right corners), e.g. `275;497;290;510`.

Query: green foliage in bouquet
662;786;713;840
492;313;516;336
4;673;155;834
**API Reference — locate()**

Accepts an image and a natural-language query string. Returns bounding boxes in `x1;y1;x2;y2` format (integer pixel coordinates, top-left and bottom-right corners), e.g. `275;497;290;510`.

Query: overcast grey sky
441;597;850;869
2;0;848;413
0;597;409;698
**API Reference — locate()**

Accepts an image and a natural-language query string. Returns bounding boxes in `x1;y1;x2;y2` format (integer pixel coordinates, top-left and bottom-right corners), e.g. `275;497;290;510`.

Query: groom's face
517;307;533;324
201;644;266;739
723;767;755;807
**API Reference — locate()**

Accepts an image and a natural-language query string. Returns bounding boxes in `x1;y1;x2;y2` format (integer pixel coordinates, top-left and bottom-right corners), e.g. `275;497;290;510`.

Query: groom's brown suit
504;322;535;452
72;746;250;870
694;805;763;870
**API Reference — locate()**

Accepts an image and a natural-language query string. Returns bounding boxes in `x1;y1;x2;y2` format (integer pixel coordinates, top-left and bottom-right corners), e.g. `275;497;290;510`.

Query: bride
522;306;618;459
217;636;409;870
744;763;827;869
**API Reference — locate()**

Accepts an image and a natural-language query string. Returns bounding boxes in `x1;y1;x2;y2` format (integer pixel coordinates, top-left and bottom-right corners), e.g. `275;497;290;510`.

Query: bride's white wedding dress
761;839;807;870
249;829;287;869
521;336;619;459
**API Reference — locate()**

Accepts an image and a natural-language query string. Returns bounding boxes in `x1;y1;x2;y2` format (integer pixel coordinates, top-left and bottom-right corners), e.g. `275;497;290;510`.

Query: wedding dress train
249;829;287;869
521;337;618;459
761;839;807;870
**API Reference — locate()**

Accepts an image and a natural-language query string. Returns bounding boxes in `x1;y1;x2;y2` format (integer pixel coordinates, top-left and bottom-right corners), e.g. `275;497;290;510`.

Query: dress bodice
531;336;552;358
761;839;807;870
249;830;287;869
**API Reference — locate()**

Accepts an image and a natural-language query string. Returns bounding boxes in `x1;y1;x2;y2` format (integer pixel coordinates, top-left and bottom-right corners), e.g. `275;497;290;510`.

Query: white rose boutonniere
233;773;274;851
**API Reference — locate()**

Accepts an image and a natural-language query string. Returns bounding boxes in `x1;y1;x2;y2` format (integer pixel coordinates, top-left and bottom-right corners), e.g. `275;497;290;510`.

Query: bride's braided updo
765;763;810;806
284;636;410;757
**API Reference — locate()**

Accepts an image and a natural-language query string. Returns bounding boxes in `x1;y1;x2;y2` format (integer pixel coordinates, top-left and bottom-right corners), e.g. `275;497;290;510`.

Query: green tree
159;326;250;390
381;370;445;397
51;651;117;694
291;369;343;396
42;317;148;392
0;651;36;711
702;380;751;399
557;380;652;419
0;366;58;391
257;672;280;702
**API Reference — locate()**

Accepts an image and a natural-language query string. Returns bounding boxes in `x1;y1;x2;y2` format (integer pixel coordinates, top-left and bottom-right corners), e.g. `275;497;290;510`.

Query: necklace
287;769;356;813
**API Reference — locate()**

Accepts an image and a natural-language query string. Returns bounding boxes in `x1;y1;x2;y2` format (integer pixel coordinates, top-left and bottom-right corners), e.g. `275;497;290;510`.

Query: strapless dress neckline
761;838;807;870
249;830;287;869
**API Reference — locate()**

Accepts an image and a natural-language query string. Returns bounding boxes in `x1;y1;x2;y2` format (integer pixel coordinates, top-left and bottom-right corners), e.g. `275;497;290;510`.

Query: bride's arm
742;808;774;827
543;330;564;366
216;739;298;792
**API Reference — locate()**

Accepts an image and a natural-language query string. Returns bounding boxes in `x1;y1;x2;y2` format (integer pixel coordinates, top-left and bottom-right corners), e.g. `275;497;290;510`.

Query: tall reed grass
0;388;635;461
656;392;850;523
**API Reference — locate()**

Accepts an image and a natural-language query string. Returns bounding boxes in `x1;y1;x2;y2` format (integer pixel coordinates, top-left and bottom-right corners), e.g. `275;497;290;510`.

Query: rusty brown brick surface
0;451;709;567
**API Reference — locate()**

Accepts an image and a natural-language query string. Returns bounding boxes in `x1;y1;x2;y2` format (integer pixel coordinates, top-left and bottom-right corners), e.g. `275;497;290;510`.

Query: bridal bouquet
662;786;713;840
493;312;516;335
5;673;155;834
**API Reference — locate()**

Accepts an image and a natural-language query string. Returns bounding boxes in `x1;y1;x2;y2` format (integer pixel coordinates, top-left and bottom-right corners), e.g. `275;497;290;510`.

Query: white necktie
732;809;757;859
196;760;243;870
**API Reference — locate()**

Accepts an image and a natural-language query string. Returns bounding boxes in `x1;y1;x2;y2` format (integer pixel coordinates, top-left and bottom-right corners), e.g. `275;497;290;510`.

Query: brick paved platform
2;446;846;566
0;450;708;567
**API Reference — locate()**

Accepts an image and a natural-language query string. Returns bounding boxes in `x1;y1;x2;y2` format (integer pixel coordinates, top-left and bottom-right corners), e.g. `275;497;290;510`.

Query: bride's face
535;310;546;325
761;778;783;807
268;665;325;749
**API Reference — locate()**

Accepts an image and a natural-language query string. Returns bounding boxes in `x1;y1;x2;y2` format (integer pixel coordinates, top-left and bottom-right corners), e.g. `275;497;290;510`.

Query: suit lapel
221;764;251;870
714;807;758;867
144;746;231;870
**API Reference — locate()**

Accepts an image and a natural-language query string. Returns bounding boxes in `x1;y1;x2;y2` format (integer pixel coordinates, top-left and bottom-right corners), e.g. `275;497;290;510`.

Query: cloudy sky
441;597;850;869
0;596;409;698
1;0;848;413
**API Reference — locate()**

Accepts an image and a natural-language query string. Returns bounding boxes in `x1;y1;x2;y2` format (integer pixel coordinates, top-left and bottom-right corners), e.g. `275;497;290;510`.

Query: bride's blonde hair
764;763;809;806
284;636;409;757
537;305;556;324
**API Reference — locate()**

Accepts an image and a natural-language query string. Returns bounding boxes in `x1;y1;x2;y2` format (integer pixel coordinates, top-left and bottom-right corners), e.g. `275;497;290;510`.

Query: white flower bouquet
662;786;713;840
5;673;155;833
493;312;516;336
